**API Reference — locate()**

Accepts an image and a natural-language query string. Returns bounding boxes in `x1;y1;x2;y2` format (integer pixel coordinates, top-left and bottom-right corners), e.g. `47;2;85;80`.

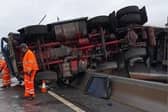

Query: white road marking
48;91;86;112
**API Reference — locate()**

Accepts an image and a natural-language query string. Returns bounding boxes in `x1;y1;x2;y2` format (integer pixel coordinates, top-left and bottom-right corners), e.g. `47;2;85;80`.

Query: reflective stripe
29;89;35;94
2;79;11;86
24;71;36;95
23;60;34;64
2;72;11;86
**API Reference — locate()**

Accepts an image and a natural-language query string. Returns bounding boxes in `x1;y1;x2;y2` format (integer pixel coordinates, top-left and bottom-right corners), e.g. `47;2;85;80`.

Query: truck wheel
140;6;148;25
18;25;48;35
87;16;109;32
109;11;117;33
118;13;141;26
117;6;140;18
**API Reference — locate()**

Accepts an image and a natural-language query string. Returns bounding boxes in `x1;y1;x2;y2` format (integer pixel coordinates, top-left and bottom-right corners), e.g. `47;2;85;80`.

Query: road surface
0;78;144;112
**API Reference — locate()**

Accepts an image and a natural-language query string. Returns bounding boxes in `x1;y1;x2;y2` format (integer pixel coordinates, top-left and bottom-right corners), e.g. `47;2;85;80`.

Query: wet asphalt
0;78;144;112
0;78;74;112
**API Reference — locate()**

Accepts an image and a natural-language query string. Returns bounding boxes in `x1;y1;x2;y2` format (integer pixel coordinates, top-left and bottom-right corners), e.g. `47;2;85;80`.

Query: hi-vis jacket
22;49;39;73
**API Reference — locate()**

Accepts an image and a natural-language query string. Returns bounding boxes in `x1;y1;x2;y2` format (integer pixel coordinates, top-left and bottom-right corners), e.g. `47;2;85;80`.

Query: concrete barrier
73;71;168;112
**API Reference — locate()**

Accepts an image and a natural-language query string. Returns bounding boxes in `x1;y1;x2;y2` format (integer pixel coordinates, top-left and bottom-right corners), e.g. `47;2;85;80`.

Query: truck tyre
140;6;148;25
87;16;109;32
18;25;48;35
109;11;117;33
117;6;140;18
118;13;141;26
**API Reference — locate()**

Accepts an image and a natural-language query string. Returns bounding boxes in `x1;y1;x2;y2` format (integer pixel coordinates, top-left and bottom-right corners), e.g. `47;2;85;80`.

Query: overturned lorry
1;5;168;83
2;17;123;83
1;5;168;112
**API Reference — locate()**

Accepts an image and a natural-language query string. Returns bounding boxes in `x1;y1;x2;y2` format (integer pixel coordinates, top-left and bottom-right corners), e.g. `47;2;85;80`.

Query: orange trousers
2;73;11;86
24;71;37;97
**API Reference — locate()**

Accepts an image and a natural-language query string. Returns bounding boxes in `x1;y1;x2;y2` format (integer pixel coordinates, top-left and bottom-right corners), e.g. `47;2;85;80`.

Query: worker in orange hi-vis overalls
20;43;39;100
0;58;11;88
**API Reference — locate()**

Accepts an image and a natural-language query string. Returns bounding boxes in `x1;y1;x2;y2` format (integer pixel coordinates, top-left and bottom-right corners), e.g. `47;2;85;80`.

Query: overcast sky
0;0;167;37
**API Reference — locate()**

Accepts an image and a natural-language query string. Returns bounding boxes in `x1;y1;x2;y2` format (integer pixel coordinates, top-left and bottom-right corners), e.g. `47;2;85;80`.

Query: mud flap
36;71;57;81
85;76;112;99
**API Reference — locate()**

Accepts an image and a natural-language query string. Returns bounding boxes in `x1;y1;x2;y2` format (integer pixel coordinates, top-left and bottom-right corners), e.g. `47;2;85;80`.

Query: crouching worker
20;43;39;99
0;58;11;88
